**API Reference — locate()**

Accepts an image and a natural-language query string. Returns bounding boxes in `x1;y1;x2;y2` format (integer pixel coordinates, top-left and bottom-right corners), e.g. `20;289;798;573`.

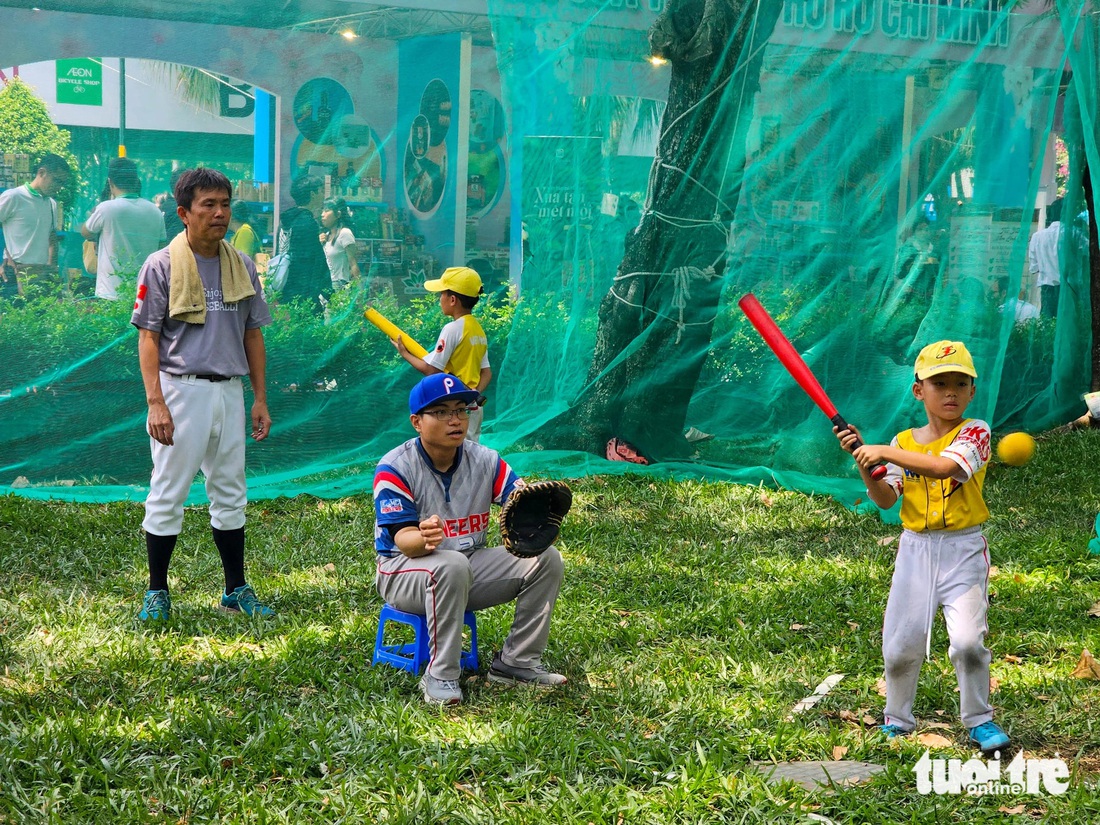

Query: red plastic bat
738;293;887;480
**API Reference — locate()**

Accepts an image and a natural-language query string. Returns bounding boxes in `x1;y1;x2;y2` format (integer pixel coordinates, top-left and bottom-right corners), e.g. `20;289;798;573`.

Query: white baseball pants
882;525;994;731
466;405;484;442
142;373;248;536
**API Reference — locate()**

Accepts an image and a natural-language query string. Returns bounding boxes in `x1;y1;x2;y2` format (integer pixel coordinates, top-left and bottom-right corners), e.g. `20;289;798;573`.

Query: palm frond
149;62;223;115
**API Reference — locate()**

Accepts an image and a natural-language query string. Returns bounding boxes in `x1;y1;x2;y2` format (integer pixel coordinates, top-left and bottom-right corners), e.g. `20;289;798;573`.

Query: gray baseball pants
376;544;563;681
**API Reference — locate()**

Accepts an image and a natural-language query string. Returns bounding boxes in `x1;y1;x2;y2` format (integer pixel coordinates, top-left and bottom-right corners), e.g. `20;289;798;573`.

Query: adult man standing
374;373;568;705
0;152;71;299
81;157;166;300
131;167;274;622
1028;198;1063;318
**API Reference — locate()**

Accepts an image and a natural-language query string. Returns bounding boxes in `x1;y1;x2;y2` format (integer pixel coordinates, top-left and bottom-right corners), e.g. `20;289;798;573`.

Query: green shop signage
56;58;103;105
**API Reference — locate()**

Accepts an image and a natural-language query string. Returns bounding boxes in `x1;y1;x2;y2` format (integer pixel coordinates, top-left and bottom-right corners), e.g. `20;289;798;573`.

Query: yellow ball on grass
996;432;1035;467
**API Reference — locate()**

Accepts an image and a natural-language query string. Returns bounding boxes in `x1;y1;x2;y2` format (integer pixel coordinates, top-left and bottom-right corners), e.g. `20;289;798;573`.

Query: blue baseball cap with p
409;373;480;414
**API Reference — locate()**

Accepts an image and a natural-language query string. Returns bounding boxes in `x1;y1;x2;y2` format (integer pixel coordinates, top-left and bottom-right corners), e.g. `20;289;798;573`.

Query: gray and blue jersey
373;438;521;557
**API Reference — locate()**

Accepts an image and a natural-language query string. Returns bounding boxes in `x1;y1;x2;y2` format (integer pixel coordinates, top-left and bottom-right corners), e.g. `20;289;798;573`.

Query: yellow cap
914;340;977;380
424;266;483;298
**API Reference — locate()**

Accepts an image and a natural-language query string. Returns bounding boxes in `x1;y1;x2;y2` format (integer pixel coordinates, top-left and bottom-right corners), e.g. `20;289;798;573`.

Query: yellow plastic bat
364;307;429;359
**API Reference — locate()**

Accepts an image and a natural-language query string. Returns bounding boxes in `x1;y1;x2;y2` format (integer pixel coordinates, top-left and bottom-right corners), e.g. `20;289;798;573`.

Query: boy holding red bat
834;340;1010;754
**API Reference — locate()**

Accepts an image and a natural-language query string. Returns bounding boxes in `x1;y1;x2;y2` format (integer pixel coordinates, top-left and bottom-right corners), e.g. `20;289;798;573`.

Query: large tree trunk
1085;162;1100;392
560;0;783;461
1062;72;1100;395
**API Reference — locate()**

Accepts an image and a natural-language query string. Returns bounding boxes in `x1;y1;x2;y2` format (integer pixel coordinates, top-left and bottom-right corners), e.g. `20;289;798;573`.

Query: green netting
1;1;1097;506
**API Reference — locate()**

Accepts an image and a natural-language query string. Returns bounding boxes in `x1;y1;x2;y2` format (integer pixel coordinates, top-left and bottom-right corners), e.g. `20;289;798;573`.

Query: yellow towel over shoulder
167;231;256;324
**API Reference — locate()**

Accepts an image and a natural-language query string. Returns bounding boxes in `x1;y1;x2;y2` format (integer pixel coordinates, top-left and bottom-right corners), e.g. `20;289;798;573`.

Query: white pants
95;270;121;301
882;526;993;731
376;544;563;681
142;373;248;536
466;405;484;442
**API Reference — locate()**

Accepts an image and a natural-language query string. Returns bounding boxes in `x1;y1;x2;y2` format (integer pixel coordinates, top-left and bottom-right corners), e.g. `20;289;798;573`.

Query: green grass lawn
2;430;1099;823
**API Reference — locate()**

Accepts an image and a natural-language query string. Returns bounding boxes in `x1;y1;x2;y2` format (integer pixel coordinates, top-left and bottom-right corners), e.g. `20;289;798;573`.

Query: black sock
212;526;246;594
146;532;178;591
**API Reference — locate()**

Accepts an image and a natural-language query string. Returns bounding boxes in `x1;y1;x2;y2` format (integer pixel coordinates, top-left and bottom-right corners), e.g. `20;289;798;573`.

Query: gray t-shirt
130;246;272;377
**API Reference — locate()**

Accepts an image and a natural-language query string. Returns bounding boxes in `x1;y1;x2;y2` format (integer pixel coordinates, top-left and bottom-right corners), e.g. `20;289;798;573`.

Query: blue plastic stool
372;604;478;673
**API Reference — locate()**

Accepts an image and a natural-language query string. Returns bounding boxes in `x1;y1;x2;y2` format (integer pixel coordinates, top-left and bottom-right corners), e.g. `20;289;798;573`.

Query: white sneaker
419;673;463;705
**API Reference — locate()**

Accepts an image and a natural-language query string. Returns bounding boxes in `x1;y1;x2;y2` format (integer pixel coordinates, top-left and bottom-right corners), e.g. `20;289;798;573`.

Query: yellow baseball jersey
423;314;490;389
884;419;991;532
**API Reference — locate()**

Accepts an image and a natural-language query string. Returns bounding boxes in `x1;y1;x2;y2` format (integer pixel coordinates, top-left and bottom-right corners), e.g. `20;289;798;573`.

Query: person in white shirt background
0;152;71;299
993;275;1039;325
1028;198;1062;319
81;157;167;300
318;196;360;290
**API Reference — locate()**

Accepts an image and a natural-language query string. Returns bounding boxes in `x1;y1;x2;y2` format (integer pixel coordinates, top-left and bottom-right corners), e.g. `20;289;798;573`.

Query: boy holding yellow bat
381;267;492;441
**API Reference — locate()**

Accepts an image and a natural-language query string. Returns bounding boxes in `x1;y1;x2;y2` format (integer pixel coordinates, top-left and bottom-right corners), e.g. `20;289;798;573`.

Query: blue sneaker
969;721;1010;753
879;723;910;740
219;584;274;617
139;589;171;622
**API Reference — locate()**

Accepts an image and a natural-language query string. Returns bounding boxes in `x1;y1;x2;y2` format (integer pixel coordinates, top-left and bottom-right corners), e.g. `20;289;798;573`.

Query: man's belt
168;373;236;382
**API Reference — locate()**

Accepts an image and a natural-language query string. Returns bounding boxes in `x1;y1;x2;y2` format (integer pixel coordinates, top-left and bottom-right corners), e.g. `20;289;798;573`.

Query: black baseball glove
500;480;573;558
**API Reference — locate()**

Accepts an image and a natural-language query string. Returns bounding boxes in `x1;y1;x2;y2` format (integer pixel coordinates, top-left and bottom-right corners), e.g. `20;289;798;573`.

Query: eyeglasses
419;406;477;421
